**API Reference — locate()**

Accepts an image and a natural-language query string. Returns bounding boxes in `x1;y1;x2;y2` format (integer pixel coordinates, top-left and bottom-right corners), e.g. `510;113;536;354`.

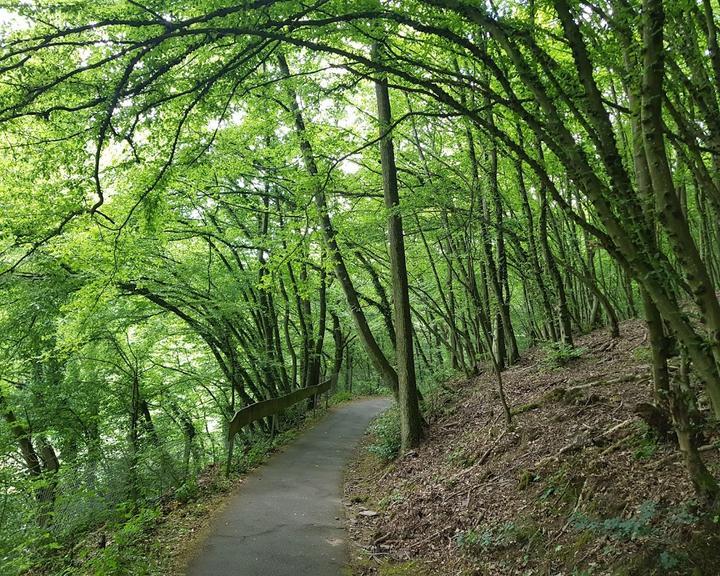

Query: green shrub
541;342;587;369
84;506;161;575
330;390;353;405
238;437;273;472
367;407;401;461
174;479;199;503
667;503;698;526
353;379;388;396
446;447;473;467
658;551;680;570
633;436;658;460
378;560;430;575
632;345;653;363
417;364;459;393
455;520;536;553
572;501;657;541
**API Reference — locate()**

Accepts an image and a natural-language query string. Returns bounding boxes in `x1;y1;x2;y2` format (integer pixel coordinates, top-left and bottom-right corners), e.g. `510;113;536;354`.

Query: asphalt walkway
186;397;391;576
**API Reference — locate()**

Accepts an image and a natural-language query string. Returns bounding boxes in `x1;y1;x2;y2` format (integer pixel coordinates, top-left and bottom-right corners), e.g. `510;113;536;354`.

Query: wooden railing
227;377;334;440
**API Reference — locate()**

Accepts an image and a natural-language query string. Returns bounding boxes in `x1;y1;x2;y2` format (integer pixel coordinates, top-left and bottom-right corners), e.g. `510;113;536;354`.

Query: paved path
186;397;391;576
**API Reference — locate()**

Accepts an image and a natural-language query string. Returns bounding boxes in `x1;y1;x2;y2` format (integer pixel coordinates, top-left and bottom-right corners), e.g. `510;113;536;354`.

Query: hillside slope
344;321;720;576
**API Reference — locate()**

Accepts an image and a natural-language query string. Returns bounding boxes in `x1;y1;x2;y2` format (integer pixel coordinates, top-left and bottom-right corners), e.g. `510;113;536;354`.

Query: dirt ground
343;320;720;576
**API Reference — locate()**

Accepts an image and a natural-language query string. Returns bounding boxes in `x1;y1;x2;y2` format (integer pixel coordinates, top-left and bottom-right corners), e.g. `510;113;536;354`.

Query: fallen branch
448;429;508;482
407;527;446;549
598;431;636;457
565;372;648;393
649;444;719;470
445;452;532;501
536;419;635;468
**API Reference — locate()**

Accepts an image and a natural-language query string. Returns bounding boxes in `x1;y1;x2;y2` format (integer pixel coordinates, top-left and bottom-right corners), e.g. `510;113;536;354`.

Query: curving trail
186;397;391;576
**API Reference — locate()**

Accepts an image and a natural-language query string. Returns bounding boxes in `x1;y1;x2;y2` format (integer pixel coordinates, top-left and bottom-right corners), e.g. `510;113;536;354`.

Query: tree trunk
669;349;720;502
640;0;720;414
373;42;424;450
277;52;400;399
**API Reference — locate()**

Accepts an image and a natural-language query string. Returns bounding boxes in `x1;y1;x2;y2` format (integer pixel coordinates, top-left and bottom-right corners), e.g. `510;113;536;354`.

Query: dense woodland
1;0;720;573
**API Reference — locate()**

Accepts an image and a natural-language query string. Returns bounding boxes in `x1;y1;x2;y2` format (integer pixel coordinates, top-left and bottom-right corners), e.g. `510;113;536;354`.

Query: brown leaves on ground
344;321;720;576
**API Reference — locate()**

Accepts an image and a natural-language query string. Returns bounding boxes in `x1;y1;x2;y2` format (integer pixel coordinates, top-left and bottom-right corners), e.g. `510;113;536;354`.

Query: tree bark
373;42;424;450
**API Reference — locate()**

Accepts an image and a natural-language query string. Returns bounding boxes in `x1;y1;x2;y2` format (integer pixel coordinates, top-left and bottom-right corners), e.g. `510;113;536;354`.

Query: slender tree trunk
331;312;345;388
516;151;557;341
373;43;424;450
466;125;518;366
640;0;720;414
277;53;400;399
669;349;720;501
355;250;396;349
538;174;573;346
307;258;327;390
489;116;520;363
0;396;59;526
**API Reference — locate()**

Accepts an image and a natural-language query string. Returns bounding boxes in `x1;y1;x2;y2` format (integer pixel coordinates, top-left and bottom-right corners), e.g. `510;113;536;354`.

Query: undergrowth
541;342;587;369
23;392;367;576
367;407;401;461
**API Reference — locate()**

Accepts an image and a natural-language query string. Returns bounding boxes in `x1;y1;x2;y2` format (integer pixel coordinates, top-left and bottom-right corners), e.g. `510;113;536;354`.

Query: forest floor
343;320;720;576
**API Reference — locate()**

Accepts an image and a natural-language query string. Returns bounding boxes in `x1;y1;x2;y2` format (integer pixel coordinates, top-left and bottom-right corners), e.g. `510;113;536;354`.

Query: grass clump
379;560;431;575
632;424;659;460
